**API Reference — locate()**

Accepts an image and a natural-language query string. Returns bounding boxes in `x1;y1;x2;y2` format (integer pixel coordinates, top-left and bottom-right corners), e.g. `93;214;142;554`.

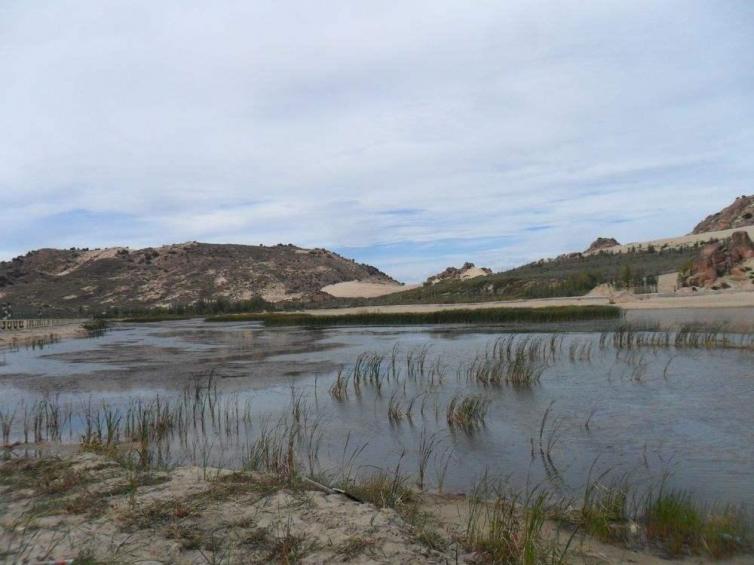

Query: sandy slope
587;225;754;255
321;280;420;298
305;290;754;316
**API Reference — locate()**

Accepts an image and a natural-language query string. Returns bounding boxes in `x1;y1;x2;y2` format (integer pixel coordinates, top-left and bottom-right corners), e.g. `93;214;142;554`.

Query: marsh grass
643;488;750;558
328;368;349;401
82;319;109;334
602;323;754;351
567;470;632;543
446;395;488;432
207;305;622;325
464;479;570;564
345;469;418;515
3;329;754;562
466;336;555;387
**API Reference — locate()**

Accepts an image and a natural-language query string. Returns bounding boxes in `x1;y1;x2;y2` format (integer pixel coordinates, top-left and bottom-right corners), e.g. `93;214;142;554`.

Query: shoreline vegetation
1;449;750;564
205;305;622;325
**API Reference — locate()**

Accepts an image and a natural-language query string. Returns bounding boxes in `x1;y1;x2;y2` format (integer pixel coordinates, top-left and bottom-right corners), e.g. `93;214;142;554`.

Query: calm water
1;310;753;509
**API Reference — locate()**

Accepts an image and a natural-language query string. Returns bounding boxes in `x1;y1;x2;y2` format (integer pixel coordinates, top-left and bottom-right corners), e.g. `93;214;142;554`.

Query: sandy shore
1;451;737;564
304;290;754;316
0;321;86;349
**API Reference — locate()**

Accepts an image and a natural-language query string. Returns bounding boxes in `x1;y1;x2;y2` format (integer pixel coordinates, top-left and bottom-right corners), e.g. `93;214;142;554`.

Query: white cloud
0;0;752;280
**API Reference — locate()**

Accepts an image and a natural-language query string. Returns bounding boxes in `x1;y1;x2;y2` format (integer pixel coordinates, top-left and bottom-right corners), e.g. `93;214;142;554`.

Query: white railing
0;319;84;332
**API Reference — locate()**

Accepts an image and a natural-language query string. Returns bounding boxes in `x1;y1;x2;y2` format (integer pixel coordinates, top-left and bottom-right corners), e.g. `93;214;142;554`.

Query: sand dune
321;280;420;298
587;226;754;255
306;289;754;315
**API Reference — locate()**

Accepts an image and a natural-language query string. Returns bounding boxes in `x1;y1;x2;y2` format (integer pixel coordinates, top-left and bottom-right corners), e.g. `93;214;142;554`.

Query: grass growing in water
206;305;621;326
643;489;750;558
446;395;489;431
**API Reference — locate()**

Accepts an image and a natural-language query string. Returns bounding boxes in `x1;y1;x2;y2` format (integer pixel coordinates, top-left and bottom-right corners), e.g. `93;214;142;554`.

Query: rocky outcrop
680;231;754;288
0;242;398;314
586;237;620;253
425;262;492;285
692;195;754;234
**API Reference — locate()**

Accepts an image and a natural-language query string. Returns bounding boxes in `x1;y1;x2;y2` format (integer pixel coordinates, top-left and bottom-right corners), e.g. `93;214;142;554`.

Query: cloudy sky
1;1;752;281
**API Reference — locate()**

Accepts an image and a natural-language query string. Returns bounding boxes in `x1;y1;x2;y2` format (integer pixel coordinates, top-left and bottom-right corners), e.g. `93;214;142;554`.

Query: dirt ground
1;452;750;564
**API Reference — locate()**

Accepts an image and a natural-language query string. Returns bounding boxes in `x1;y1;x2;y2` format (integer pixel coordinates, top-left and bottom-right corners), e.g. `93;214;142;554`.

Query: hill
0;242;396;316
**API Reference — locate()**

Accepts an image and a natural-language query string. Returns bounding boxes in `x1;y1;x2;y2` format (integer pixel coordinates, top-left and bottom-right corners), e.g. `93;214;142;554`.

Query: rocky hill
425;262;492;285
0;242;397;315
692;195;754;234
586;237;620;253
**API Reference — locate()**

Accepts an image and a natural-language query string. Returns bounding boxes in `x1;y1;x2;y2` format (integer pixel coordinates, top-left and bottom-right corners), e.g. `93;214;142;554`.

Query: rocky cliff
691;195;754;234
680;231;754;288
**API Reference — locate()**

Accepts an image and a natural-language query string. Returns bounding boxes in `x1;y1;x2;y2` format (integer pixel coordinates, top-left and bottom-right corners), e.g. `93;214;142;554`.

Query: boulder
682;231;754;287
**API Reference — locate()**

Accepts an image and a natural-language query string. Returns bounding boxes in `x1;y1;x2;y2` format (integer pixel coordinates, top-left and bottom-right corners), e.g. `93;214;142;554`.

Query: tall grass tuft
446;395;489;432
643;489;750;558
464;479;569;564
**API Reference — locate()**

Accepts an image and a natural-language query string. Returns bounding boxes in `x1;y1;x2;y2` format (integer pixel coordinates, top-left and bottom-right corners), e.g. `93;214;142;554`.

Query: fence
0;319;84;332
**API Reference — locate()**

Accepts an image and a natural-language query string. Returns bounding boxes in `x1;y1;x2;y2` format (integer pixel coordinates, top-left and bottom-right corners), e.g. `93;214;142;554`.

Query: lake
1;309;753;511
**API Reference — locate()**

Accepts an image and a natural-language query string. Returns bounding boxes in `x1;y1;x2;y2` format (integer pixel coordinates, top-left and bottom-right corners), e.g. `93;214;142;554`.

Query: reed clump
464;480;569;564
643;489;750;559
466;336;555;387
572;476;632;543
446;395;489;431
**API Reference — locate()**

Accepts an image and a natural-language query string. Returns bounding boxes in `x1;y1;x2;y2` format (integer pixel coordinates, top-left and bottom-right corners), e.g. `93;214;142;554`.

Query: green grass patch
206;305;622;326
644;490;750;558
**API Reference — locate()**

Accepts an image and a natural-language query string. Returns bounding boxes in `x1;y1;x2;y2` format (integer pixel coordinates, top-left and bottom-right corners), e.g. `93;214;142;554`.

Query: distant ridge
0;242;397;315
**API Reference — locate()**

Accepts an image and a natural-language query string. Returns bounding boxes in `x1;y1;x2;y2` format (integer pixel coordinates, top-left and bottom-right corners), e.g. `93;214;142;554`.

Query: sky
1;1;752;282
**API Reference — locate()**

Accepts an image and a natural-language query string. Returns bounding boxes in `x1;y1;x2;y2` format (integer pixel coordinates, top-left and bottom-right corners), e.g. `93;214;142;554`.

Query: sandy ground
457;266;491;280
0;322;86;349
586;226;754;255
305;289;754;316
0;453;448;564
322;280;421;298
2;452;746;564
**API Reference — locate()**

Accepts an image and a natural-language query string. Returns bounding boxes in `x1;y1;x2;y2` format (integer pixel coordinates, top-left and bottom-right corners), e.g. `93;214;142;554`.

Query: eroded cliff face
692;195;754;234
680;231;754;288
0;242;397;314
